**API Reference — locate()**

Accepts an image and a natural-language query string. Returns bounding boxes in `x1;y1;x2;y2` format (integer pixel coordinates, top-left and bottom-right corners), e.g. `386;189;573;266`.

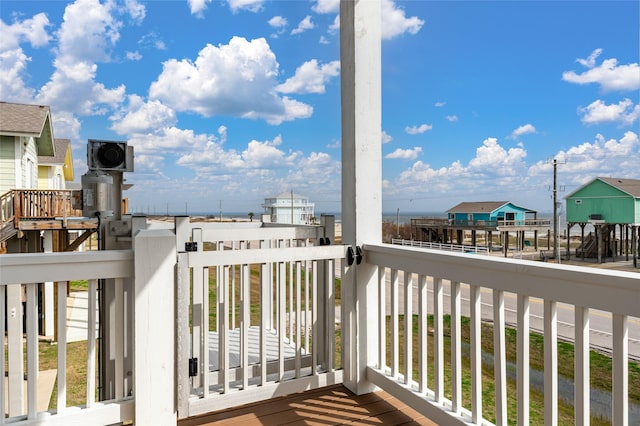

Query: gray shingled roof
447;201;537;214
38;139;70;165
598;177;640;198
447;201;509;213
0;101;51;136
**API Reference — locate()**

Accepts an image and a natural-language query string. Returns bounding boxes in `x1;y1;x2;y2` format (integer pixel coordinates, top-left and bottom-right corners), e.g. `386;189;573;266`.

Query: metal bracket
185;242;198;252
355;246;363;264
347;245;363;266
189;358;198;377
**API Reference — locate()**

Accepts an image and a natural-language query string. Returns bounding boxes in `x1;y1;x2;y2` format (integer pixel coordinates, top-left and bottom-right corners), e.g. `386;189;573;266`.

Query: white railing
392;238;490;255
173;217;346;418
0;249;134;425
363;243;640;425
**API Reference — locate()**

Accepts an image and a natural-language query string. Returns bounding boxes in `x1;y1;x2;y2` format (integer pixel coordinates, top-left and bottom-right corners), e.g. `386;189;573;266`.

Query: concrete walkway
66;291;98;343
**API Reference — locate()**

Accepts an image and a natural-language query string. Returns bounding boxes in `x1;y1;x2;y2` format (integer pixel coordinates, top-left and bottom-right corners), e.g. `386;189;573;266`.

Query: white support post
517;295;530;426
612;314;629;426
7;284;24;417
340;0;382;395
134;229;177;425
43;230;55;338
574;306;589;426
544;300;558;426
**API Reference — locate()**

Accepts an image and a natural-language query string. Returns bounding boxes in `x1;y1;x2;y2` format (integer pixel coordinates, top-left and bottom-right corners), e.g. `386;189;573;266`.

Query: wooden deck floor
178;384;438;426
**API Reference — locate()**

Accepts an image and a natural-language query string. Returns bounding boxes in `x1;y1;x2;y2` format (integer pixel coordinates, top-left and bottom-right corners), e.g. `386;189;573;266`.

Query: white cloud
149;36;312;125
276;60;339;94
392;137;527;197
0;49;35;102
528;132;640;184
0;12;52;102
291;16;314;35
188;0;211;17
227;0;265;13
562;49;640;92
469;138;527;173
381;0;424;39
579;99;639;126
434;101;446;107
34;0;146;114
110;95;177;134
138;31;166;50
268;16;287;29
0;12;51;51
446;115;458;122
123;0;146;23
576;47;602;68
177;133;299;173
405;124;432;135
510;123;537;139
312;0;339;14
385;147;423;160
126;51;142;61
382;131;393;144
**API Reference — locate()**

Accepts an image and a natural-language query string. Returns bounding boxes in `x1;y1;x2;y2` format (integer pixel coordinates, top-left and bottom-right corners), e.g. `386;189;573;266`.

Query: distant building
262;192;315;225
446;201;538;225
565;177;640;263
565;177;640;225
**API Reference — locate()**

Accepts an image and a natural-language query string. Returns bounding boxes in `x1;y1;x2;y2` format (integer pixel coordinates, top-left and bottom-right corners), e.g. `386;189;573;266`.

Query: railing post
340;0;382;395
134;229;177;425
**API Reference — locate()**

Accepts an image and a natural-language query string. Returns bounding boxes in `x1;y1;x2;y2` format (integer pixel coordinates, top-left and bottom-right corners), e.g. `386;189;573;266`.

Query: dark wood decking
179;384;438;426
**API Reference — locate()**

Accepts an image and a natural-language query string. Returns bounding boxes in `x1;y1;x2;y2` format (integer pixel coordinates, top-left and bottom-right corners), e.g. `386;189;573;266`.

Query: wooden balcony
0;189;97;243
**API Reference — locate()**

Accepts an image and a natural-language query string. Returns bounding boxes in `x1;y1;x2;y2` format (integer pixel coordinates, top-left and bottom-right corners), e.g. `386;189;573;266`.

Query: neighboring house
565;177;640;262
38;138;74;190
0;101;56;193
447;201;537;224
412;201;548;254
565;177;640;225
262;192;315;225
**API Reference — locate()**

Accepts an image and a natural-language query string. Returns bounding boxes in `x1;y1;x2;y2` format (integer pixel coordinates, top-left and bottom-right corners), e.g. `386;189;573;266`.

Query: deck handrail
0;249;134;424
13;189;83;221
411;218;551;228
362;243;639;425
391;238;490;255
0;190;15;229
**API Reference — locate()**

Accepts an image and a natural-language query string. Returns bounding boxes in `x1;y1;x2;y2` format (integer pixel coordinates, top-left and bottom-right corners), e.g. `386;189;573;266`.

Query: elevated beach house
412;201;550;254
566;176;640;264
0;2;637;426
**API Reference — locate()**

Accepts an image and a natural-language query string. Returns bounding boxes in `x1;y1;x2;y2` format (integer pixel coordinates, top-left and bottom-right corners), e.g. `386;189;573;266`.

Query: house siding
566;179;635;223
0;135;17;193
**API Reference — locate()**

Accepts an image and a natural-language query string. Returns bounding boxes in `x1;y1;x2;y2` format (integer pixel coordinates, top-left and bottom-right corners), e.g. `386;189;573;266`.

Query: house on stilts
566;177;640;266
411;201;550;256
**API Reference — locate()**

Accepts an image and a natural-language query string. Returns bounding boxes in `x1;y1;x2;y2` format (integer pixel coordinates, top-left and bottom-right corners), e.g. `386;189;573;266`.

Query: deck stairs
576;225;613;258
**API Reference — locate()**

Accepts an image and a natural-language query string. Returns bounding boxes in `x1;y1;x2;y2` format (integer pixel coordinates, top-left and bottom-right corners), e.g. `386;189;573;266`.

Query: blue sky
1;0;638;216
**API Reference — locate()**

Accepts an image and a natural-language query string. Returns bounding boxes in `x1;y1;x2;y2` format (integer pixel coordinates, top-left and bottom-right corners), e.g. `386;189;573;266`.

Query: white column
340;0;382;395
134;229;177;425
43;230;55;338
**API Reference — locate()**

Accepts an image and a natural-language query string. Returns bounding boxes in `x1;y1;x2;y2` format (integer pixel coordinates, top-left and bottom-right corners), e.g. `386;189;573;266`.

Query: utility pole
219;200;222;222
550;158;566;263
553;158;559;263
